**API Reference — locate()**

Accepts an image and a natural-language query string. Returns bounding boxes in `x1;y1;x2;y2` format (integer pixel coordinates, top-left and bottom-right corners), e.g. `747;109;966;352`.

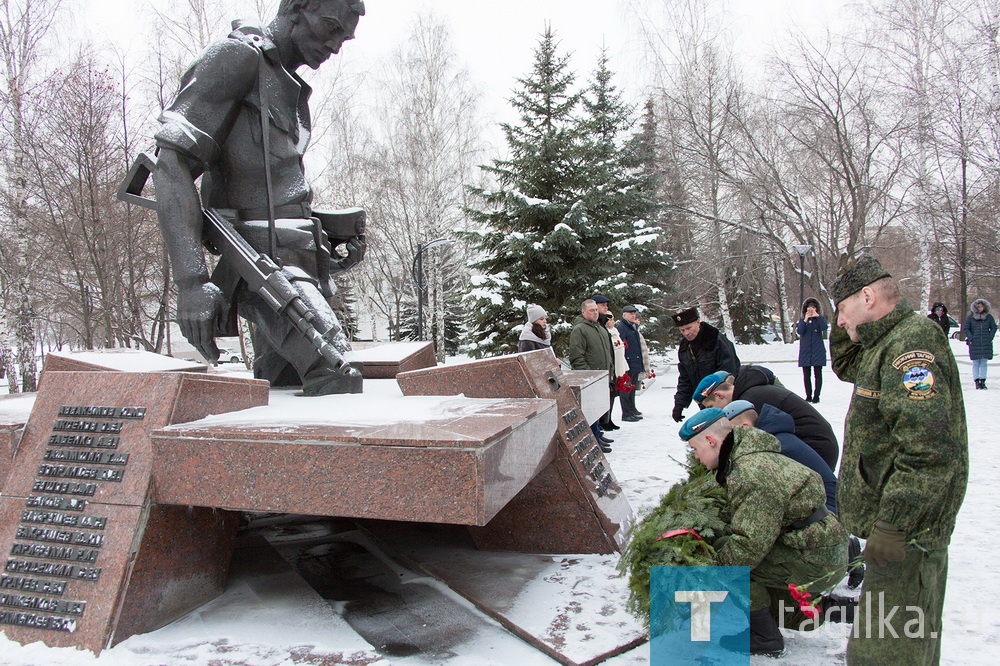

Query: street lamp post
411;238;454;341
792;244;813;312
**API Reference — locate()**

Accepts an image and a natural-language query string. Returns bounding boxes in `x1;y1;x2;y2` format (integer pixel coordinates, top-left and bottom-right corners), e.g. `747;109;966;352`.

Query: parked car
947;315;961;339
217;348;244;364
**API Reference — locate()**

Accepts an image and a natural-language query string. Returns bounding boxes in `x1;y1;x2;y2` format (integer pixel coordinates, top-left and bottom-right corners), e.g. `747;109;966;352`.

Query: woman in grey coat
517;304;552;352
965;298;997;389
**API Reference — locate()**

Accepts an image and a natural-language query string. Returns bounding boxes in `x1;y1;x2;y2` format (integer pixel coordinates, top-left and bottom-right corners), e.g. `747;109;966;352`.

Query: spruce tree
577;52;673;347
462;28;594;357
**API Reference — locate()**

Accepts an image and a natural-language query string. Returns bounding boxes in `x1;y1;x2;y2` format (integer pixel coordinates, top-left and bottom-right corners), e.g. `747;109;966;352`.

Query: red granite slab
41;350;207;374
0;423;21;492
347;341;437;378
150;398;557;525
111;505;241;642
0;370;267;653
396;350;633;554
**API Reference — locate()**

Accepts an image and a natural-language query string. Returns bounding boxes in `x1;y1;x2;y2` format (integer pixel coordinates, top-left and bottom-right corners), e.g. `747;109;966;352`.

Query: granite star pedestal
397;349;634;554
0;347;570;655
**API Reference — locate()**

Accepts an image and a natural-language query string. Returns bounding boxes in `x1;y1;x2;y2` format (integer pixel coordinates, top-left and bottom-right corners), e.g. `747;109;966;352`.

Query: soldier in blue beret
680;411;850;657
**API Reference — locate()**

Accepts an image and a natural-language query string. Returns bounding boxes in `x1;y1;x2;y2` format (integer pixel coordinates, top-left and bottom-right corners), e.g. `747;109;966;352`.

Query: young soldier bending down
679;409;850;657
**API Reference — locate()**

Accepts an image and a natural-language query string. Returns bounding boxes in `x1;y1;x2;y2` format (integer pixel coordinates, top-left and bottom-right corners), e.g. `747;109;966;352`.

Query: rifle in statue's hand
117;152;360;380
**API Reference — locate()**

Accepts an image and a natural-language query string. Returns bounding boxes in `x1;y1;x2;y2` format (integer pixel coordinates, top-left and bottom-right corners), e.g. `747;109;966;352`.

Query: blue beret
679;408;726;441
693;371;731;404
723;400;756;420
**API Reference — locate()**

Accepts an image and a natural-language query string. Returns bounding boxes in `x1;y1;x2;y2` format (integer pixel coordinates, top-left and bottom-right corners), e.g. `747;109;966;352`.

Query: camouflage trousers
847;546;948;666
750;540;848;629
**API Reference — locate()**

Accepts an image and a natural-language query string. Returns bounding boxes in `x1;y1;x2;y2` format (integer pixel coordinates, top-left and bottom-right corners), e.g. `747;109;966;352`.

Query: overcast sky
81;0;850;120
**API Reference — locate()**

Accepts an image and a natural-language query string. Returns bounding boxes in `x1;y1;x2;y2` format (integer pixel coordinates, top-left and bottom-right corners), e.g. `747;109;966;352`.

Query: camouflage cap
830;255;891;305
679;408;726;441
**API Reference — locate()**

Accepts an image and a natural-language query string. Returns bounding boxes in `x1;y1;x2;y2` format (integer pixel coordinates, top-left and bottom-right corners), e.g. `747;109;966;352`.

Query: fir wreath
617;452;732;628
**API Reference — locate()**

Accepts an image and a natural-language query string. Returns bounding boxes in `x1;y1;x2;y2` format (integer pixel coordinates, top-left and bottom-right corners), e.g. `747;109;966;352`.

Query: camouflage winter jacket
716;426;848;569
831;301;968;547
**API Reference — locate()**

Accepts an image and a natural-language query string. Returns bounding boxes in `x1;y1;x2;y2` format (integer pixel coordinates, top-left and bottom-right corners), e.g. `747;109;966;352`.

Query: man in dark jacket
671;307;740;422
831;255;967;665
723;400;837;513
569;298;614;451
695;366;840;471
616;305;644;421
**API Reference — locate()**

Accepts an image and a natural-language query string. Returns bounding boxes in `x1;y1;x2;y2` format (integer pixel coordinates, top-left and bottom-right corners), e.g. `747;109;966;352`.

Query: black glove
863;522;906;568
672;405;685;422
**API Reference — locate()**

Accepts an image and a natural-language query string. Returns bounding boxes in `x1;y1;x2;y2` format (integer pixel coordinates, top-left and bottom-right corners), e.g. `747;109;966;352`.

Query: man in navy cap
617;305;645;421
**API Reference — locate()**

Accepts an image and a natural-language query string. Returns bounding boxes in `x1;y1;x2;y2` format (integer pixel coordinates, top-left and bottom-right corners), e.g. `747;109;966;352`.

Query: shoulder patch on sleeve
892;351;938;400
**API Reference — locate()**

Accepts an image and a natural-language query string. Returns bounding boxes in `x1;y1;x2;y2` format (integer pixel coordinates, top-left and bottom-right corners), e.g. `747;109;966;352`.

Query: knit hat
830;255;891;305
693;371;731;404
722;400;756;421
526;304;547;323
672;307;699;327
622;305;638;313
679;408;726;441
591;294;610;304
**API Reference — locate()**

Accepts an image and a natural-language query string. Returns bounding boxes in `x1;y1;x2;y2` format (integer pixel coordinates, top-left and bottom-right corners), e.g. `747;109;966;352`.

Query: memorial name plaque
0;402;143;639
0;370;267;653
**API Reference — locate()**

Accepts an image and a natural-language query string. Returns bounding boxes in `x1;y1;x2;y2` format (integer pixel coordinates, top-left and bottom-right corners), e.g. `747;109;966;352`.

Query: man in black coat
695;365;840;471
671;307;741;422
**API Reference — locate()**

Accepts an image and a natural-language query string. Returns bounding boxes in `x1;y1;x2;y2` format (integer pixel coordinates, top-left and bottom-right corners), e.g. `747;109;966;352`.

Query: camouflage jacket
716;427;848;568
831;301;968;546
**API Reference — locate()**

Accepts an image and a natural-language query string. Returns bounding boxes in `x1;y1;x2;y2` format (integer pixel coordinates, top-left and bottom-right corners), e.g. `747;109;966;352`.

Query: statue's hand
177;283;225;364
330;236;366;273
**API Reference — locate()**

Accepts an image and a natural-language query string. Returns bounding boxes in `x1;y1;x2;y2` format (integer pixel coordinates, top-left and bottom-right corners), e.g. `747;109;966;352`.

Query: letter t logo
674;590;729;641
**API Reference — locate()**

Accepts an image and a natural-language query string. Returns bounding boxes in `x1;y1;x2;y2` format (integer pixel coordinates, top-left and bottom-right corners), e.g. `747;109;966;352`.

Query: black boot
847;535;865;590
722;608;784;657
983;379;988;390
750;608;784;656
822;594;857;624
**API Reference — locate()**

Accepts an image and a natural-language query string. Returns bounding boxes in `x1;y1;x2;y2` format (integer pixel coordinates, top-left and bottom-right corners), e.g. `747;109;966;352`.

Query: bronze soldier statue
136;0;367;395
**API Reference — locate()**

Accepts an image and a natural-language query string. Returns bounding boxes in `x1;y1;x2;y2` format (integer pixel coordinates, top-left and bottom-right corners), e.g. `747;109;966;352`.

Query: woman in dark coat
927;302;951;337
965;298;997;389
517;304;552;352
796;298;828;403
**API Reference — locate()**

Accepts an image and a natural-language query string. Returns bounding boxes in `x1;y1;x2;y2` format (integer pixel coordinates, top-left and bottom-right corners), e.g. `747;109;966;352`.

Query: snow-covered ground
0;339;994;664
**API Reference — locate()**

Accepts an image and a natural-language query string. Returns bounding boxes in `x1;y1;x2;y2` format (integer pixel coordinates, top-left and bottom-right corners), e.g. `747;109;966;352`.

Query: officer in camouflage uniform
831;255;968;665
680;409;849;656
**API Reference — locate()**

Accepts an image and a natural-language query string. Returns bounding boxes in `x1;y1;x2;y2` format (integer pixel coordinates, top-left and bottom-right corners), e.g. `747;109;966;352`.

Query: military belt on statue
115;152;357;381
